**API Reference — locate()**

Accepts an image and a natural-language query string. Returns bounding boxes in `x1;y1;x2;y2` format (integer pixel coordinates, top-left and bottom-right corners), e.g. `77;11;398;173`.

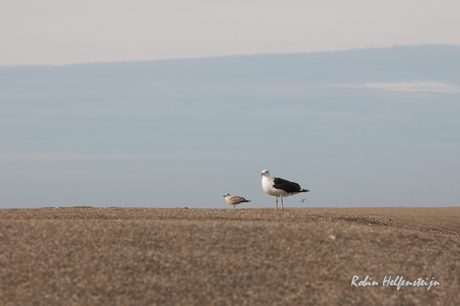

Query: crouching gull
261;170;309;209
223;193;251;209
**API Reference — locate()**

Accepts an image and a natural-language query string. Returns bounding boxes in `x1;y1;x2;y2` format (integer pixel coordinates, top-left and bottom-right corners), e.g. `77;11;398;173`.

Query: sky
1;0;460;66
1;46;459;209
0;1;459;209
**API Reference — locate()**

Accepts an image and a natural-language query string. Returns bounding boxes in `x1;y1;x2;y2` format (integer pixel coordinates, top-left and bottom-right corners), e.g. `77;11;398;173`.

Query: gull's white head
261;170;271;177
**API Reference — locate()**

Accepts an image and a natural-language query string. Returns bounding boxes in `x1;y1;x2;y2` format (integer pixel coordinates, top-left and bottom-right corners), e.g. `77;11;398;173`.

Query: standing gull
261;170;309;209
223;193;251;209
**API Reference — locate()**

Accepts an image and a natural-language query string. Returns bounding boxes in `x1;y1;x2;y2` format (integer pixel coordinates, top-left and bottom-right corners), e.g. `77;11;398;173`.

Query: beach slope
1;207;459;305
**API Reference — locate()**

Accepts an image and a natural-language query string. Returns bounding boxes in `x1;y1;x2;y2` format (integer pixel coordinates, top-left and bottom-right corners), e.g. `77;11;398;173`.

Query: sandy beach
1;207;459;305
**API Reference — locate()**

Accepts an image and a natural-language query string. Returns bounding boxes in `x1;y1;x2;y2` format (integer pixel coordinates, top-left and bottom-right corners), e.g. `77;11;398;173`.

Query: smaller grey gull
223;193;251;209
261;170;309;209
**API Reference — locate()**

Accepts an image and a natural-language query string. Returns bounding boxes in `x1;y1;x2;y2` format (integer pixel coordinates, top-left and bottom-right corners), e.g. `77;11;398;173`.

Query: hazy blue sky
1;46;459;209
0;1;459;209
1;0;460;65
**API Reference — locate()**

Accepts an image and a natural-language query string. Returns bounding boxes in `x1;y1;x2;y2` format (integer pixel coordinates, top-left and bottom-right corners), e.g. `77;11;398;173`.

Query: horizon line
1;43;459;68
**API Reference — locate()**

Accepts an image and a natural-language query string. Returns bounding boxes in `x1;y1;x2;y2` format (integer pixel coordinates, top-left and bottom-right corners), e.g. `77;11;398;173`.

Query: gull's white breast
262;176;288;197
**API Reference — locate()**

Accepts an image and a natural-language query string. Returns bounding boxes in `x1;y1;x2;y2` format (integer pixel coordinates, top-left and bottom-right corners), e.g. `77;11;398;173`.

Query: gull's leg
275;197;278;210
233;204;235;209
281;197;284;210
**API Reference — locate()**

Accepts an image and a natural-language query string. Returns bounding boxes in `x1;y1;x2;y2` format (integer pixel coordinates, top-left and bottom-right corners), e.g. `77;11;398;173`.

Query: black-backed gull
261;170;309;209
